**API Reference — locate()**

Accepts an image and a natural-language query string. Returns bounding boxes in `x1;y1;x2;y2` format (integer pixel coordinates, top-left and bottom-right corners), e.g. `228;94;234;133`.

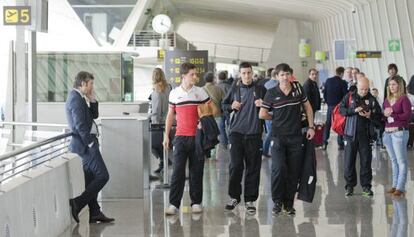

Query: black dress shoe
154;166;163;174
89;212;115;223
69;199;80;223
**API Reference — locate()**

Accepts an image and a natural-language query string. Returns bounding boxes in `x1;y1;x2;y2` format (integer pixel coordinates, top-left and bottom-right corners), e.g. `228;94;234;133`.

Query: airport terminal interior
1;0;414;236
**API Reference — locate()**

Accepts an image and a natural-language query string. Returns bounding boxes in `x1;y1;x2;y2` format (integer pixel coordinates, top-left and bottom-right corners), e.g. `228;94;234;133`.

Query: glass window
37;53;133;102
68;1;135;45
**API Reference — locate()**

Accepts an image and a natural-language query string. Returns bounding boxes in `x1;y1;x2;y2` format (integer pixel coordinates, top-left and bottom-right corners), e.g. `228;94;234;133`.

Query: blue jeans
383;130;409;191
262;120;272;156
219;115;229;145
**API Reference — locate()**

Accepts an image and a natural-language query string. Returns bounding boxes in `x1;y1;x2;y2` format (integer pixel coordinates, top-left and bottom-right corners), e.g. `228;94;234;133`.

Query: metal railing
189;41;271;63
128;30;176;47
0;122;73;185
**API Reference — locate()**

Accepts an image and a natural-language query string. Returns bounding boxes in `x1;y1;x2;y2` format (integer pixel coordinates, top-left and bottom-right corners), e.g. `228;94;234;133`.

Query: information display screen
164;50;208;87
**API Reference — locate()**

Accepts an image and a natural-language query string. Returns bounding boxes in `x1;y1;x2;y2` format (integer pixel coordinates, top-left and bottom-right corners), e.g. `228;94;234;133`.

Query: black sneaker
345;187;354;196
283;206;296;216
362;187;374;197
225;198;239;211
272;202;283;215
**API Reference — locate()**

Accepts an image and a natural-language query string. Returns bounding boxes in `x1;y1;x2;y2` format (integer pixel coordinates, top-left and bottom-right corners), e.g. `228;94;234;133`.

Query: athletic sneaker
165;204;179;215
245;201;256;214
345;187;354;197
283;206;296;216
272;202;283;215
225;198;239;211
362;187;374;197
191;204;203;213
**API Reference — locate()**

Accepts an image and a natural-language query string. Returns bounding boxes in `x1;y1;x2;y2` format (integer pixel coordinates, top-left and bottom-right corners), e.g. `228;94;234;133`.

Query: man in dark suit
322;67;348;150
65;71;114;224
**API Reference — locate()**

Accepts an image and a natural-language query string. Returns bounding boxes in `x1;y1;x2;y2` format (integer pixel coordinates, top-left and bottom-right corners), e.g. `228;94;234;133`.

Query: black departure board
164;50;208;87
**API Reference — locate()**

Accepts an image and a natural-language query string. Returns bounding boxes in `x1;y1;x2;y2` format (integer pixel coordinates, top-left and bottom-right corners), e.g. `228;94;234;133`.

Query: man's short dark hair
388;63;398;73
266;68;273;77
239;62;252;71
74;71;94;88
335;67;345;76
353;67;360;73
274;63;291;75
204;71;214;83
218;71;227;81
309;68;318;74
180;62;197;75
271;69;277;78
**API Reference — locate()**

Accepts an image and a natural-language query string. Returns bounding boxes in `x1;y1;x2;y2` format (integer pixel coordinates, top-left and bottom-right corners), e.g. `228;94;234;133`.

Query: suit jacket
65;90;99;155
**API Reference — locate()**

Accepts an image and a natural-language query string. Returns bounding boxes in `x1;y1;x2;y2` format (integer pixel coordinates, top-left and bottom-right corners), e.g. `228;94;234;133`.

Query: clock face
152;14;171;34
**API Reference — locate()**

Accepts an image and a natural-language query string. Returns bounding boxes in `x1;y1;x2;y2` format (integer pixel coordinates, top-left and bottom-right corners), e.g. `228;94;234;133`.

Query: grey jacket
150;86;171;124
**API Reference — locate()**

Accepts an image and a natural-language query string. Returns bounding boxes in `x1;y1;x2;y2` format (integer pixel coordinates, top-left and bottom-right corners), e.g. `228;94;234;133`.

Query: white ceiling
169;0;373;25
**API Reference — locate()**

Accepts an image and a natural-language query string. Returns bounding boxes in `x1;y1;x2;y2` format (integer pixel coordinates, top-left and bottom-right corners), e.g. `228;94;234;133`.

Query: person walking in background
149;68;171;174
217;71;232;148
371;88;385;148
384;64;406;101
66;71;114;224
323;67;348;150
383;76;412;197
203;71;225;157
303;68;321;113
344;67;354;90
262;68;277;158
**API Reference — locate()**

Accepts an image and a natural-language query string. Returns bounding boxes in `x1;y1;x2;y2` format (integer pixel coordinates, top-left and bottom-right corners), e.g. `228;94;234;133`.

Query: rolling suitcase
313;124;324;147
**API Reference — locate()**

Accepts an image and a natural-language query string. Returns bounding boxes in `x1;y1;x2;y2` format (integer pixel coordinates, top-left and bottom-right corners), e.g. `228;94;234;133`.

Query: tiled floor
60;139;414;237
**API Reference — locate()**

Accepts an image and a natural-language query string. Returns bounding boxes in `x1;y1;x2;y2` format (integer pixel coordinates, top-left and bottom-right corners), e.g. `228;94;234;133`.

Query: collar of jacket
240;82;254;88
353;90;372;101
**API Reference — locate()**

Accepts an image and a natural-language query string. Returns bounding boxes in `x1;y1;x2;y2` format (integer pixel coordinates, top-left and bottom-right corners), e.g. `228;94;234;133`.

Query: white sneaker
191;204;203;213
165;204;179;215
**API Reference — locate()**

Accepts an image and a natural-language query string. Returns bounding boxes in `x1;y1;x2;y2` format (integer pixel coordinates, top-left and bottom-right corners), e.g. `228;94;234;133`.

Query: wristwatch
308;126;315;130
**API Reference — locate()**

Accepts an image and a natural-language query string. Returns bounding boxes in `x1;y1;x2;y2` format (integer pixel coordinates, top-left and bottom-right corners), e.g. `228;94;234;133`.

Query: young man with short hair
222;62;266;214
259;63;315;216
163;63;217;215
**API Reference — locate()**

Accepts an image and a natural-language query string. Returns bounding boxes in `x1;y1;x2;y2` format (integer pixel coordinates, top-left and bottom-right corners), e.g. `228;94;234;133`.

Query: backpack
331;93;352;135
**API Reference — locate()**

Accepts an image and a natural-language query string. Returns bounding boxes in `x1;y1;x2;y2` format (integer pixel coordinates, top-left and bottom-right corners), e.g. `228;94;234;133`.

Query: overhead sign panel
164;50;208;87
355;51;382;59
388;39;400;52
3;6;31;25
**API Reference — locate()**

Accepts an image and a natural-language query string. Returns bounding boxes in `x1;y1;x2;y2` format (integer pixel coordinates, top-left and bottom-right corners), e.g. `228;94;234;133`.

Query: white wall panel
0;154;83;237
313;0;414;90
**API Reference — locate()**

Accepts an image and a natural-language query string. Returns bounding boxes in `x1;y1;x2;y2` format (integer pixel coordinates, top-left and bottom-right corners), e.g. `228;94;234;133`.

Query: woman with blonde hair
149;68;171;174
383;76;412;197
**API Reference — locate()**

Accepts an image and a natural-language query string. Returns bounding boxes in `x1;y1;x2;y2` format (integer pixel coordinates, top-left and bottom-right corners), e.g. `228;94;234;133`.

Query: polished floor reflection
61;138;414;237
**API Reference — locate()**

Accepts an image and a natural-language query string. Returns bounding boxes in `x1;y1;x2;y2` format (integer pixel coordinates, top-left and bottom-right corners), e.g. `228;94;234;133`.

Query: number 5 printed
20;8;30;24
